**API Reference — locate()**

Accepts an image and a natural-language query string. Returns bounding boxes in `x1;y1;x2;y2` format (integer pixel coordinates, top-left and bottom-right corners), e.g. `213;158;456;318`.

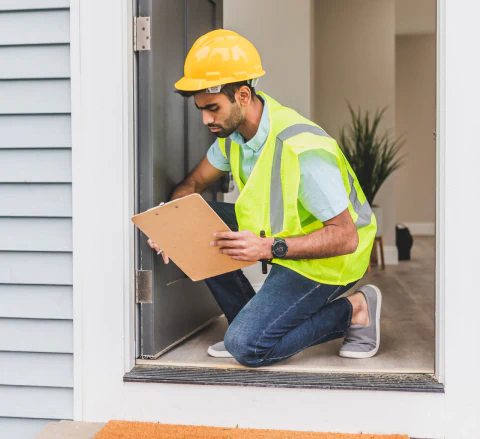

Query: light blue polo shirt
206;95;349;225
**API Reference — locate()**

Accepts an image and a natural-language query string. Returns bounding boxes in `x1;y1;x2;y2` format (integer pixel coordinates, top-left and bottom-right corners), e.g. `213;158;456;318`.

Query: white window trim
70;0;480;437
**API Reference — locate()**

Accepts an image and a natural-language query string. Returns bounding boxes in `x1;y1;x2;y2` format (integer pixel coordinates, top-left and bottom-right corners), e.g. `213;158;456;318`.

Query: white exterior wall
0;2;73;438
64;0;478;438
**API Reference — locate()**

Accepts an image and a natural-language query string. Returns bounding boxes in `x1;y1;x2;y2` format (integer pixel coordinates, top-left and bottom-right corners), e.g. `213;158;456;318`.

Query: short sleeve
298;149;350;222
206;138;231;172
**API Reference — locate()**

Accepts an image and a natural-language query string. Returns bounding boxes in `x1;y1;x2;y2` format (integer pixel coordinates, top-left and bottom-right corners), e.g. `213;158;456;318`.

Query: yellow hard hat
174;29;266;92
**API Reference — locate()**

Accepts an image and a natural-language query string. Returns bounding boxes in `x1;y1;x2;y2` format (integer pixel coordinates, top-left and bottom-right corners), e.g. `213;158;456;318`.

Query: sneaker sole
207;346;233;358
338;284;382;359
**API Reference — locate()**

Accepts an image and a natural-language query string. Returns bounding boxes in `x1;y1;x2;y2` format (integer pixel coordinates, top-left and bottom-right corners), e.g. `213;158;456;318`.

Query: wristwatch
271;238;288;258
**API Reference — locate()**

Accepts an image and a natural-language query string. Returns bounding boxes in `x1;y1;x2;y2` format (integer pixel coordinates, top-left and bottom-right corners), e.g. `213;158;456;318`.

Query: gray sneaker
207;341;233;358
339;284;382;359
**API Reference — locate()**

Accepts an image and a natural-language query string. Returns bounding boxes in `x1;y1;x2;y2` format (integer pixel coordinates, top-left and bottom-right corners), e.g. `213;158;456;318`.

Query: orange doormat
94;420;409;439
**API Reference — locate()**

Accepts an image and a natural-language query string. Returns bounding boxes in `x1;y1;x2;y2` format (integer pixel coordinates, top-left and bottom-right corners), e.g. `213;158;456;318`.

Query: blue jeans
205;201;358;368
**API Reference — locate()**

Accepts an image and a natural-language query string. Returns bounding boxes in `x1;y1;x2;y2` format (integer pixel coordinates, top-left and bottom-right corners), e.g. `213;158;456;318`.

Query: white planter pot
372;206;383;238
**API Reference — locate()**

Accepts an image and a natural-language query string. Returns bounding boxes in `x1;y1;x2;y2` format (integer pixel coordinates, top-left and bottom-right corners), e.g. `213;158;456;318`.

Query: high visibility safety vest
218;92;377;285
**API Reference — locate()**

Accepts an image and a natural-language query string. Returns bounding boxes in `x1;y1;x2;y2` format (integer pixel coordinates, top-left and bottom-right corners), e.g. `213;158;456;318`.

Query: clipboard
131;194;256;281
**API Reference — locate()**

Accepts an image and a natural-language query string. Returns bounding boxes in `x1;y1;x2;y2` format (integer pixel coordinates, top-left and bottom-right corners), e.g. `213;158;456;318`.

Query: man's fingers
218;248;245;256
162;252;169;264
147;239;160;252
213;231;242;240
212;239;245;248
229;255;256;262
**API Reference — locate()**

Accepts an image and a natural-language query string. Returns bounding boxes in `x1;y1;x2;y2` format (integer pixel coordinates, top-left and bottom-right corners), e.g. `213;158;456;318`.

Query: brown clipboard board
131;194;256;281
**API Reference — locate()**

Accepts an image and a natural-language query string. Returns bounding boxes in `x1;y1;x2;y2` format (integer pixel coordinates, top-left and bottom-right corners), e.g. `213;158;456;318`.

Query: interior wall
223;0;314;285
395;0;436;35
313;0;397;250
395;34;436;226
223;0;313;120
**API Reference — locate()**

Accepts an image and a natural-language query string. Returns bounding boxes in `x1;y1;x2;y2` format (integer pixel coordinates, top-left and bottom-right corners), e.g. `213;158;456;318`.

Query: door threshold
125;364;444;393
136;358;434;375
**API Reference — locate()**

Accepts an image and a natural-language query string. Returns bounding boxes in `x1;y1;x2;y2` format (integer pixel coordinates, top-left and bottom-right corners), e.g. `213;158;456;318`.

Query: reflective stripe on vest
269;123;371;235
270;124;330;235
347;172;373;229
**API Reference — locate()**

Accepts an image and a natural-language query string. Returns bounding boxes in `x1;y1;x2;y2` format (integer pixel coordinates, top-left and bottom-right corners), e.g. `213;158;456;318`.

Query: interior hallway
139;237;435;373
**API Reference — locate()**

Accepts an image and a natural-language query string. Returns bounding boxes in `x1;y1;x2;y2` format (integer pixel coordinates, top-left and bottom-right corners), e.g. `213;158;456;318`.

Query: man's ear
237;85;251;107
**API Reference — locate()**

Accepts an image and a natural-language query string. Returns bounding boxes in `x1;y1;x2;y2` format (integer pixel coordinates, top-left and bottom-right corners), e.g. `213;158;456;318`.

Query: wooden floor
139;237;435;374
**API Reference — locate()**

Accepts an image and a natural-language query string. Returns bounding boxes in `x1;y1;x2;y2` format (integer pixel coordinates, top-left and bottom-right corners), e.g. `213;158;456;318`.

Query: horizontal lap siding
0;218;72;251
0;115;71;148
0;418;57;439
0;79;71;114
0;184;72;216
0;10;69;45
0;285;73;319
0;45;70;79
0;149;72;182
0;5;74;438
0;386;73;419
0;0;69;11
0;319;73;353
0;352;73;387
0;252;73;284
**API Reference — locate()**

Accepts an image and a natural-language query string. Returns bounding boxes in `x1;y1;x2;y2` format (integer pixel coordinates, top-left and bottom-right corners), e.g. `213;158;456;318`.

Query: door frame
434;0;445;385
129;1;447;379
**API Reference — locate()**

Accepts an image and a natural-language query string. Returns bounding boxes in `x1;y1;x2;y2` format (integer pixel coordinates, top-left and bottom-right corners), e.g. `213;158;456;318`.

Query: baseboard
403;222;435;236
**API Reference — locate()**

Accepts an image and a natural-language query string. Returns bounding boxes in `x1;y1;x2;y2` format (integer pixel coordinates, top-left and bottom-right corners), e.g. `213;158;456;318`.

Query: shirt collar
229;95;269;152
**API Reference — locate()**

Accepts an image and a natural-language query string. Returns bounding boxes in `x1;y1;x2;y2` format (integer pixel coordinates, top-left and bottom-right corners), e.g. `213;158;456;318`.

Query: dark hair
175;80;257;103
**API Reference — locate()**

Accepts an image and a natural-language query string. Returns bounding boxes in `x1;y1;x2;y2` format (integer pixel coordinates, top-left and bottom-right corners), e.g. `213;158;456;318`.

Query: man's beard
209;103;243;138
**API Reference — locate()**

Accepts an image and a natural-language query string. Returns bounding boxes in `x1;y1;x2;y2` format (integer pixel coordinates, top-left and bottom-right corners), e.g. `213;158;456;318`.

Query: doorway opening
134;0;437;376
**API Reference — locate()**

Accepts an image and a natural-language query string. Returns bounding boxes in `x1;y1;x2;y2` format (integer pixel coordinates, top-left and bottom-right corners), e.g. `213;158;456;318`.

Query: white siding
0;285;73;319
0;184;72;217
0;218;72;251
0;318;73;354
0;418;57;439
0;252;73;284
0;149;72;182
0;10;69;45
0;80;71;114
0;352;73;387
0;1;69;11
0;115;71;148
0;45;70;79
0;386;73;419
0;4;73;439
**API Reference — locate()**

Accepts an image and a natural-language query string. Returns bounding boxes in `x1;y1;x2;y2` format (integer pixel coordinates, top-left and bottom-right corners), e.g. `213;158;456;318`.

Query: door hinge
135;270;153;303
134;16;151;51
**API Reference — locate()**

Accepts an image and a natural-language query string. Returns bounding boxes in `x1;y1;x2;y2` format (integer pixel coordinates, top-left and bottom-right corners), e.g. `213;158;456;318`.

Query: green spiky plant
338;103;406;206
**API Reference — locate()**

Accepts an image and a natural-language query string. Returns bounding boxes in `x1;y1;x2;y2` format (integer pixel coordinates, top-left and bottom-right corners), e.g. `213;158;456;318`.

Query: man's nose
202;110;214;125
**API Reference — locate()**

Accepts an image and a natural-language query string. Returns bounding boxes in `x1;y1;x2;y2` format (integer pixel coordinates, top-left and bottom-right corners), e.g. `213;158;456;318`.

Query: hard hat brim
174;70;266;92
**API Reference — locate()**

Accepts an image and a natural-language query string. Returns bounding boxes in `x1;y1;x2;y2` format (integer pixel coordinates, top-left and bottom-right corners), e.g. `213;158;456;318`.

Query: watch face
273;240;287;257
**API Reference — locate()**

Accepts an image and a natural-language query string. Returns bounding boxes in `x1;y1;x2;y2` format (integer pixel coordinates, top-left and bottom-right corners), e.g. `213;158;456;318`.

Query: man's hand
211;230;274;262
147;238;170;264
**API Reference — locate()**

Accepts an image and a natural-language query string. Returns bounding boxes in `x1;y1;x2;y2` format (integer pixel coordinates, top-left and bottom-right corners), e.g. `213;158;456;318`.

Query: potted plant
338;103;406;237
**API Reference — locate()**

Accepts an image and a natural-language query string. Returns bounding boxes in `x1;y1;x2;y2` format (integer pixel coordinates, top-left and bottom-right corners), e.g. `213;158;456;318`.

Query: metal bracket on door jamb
134;16;151;51
135;270;153;303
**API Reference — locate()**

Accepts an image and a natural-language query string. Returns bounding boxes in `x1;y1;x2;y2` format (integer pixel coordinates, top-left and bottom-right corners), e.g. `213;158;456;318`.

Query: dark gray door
136;0;224;359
